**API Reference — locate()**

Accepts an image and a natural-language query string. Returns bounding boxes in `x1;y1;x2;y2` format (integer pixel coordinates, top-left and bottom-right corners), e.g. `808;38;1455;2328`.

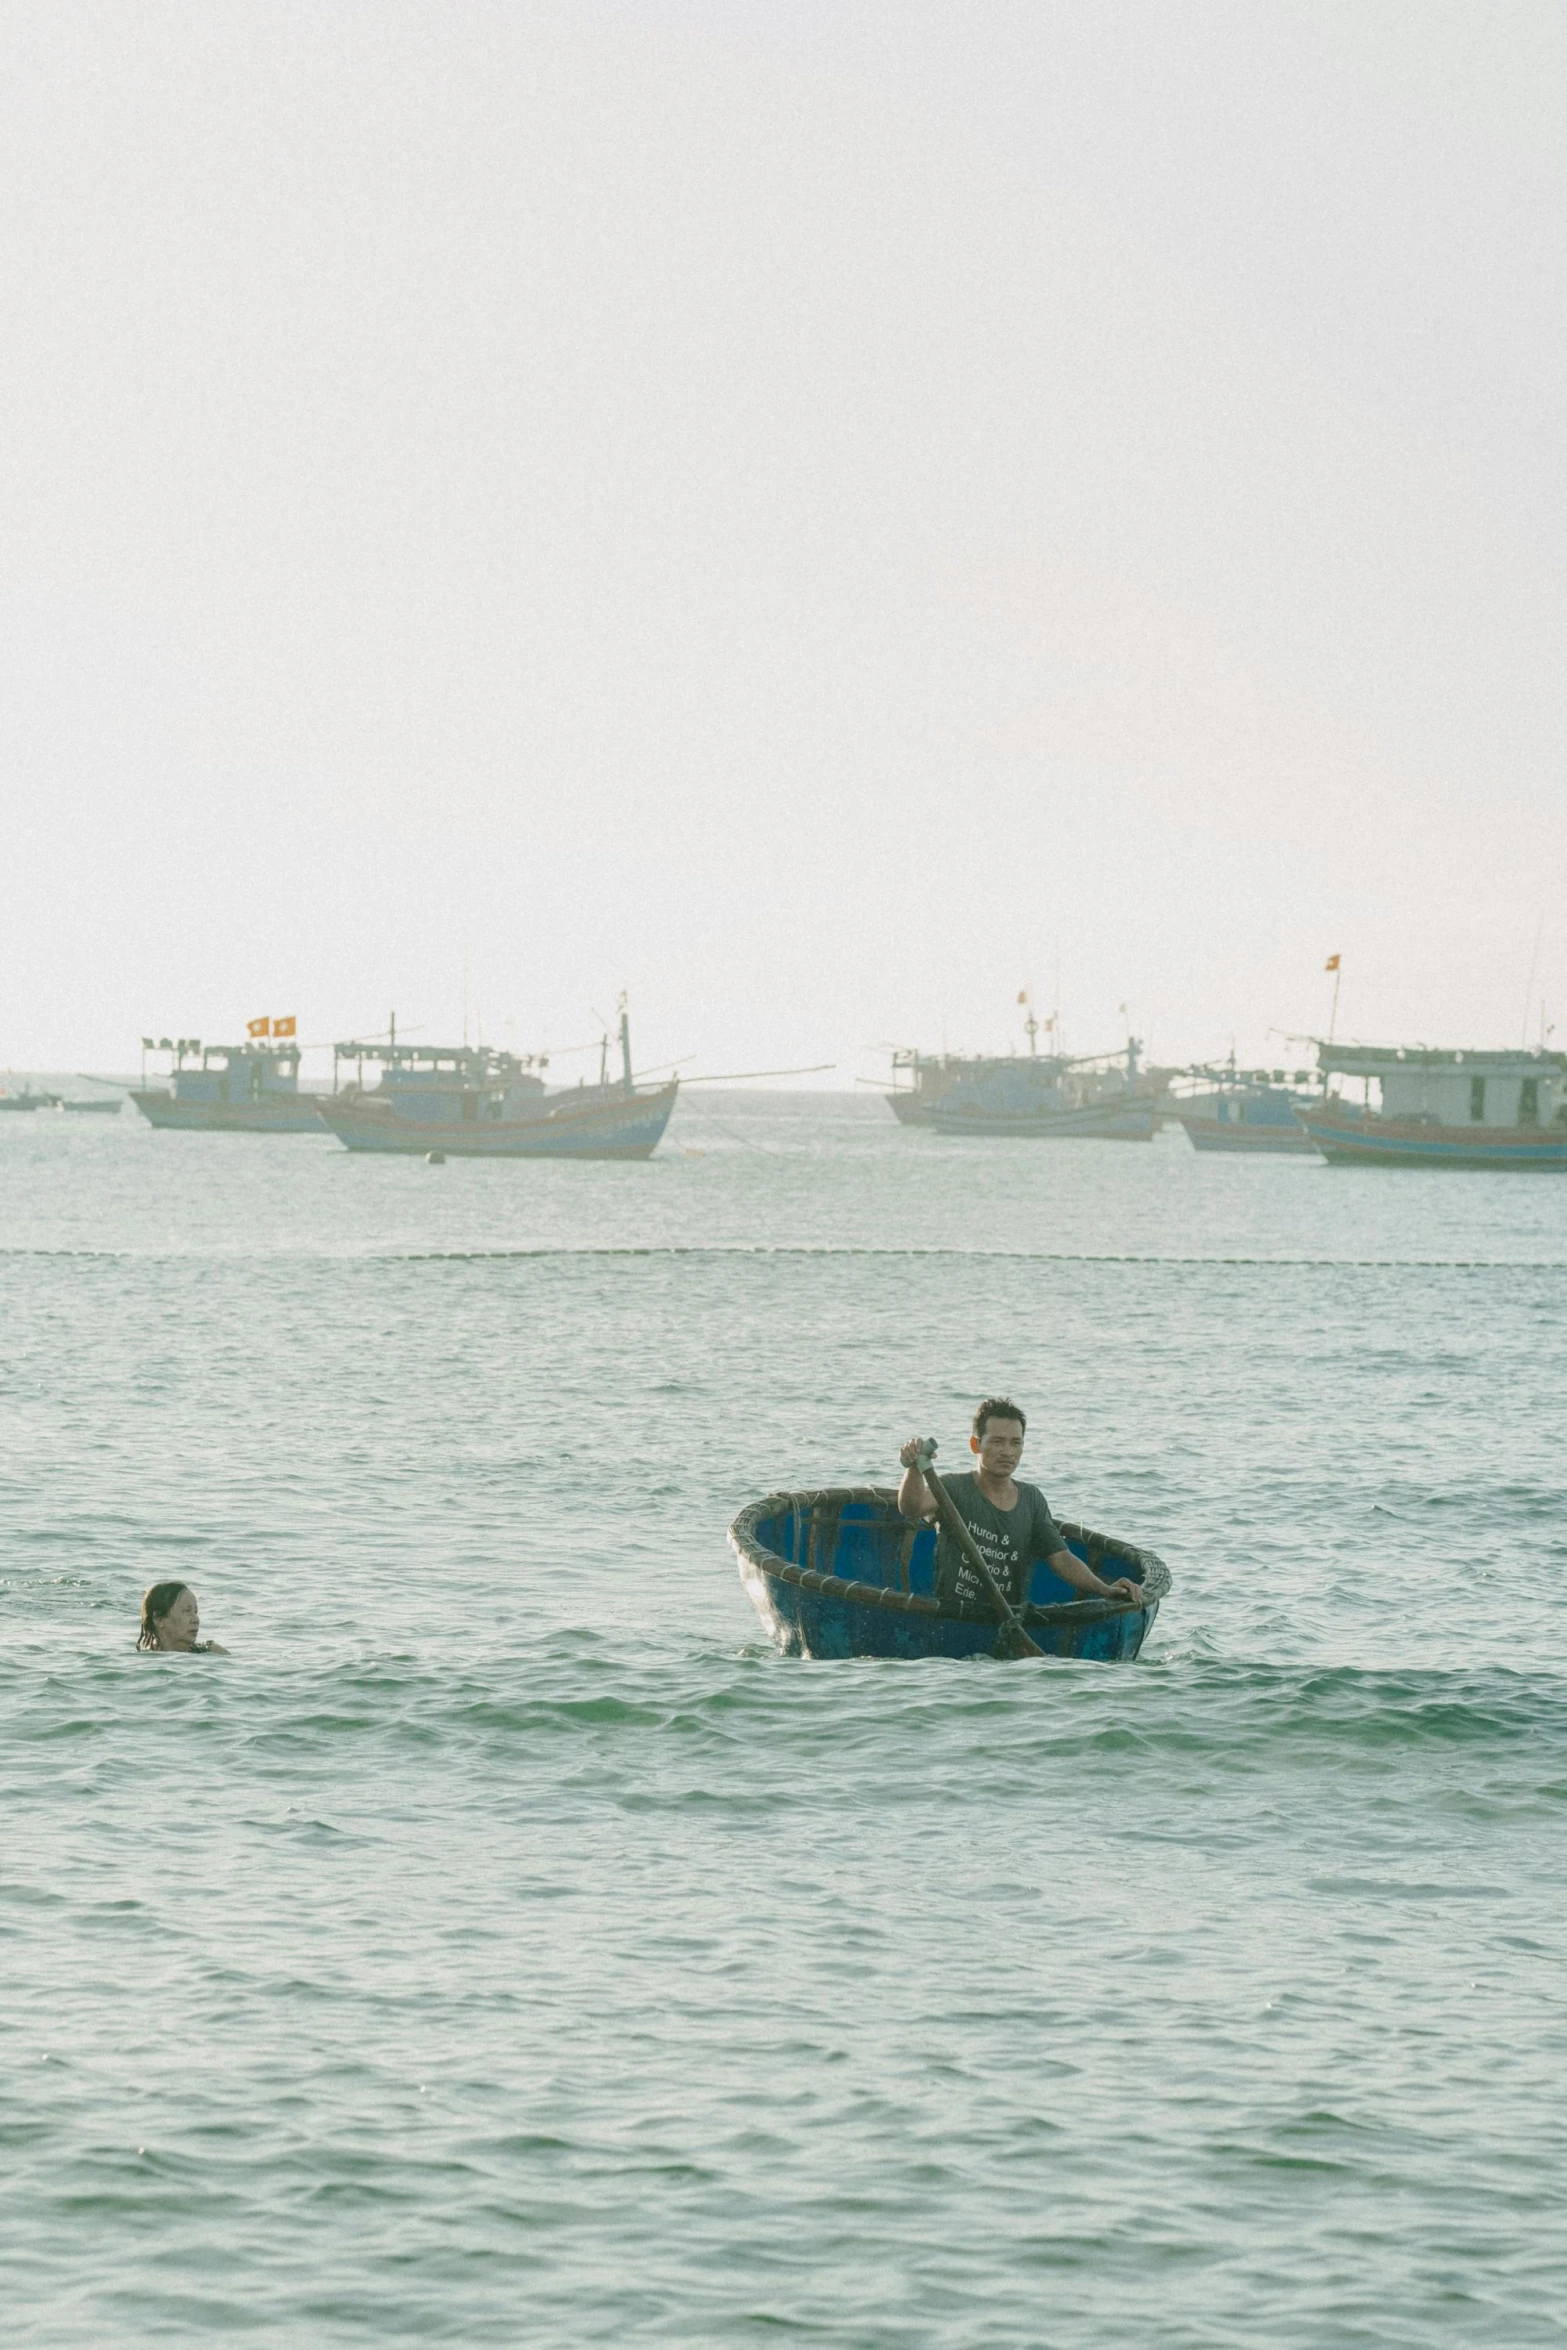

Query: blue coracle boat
730;1486;1168;1660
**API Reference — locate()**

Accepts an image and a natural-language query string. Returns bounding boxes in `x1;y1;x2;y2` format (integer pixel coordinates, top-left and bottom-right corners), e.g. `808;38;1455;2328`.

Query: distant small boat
731;1486;1168;1661
1299;1044;1567;1168
0;1083;120;1113
61;1097;122;1115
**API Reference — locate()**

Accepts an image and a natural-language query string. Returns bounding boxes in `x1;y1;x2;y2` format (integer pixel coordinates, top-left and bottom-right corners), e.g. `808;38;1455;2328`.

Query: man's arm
896;1437;936;1521
1044;1546;1139;1603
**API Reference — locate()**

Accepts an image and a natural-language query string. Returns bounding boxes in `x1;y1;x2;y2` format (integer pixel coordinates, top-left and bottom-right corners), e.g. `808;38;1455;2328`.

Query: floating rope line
390;1246;1567;1270
4;1245;1565;1271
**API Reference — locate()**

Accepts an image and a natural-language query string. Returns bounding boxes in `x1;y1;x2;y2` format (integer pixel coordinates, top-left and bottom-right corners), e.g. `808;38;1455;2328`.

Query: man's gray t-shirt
931;1473;1067;1619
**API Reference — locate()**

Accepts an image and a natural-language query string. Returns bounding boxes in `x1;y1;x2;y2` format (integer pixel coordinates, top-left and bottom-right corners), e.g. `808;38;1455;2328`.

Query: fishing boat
925;1038;1163;1140
1297;1043;1567;1168
730;1486;1168;1660
1170;1060;1320;1154
889;1019;1165;1141
0;1078;121;1113
317;1002;678;1159
130;1036;323;1133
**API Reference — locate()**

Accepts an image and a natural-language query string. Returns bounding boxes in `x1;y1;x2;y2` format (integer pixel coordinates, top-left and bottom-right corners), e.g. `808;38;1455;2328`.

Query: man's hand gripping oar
910;1439;1045;1660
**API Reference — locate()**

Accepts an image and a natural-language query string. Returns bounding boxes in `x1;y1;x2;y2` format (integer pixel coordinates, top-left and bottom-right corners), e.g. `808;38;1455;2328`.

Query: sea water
2;1095;1564;2347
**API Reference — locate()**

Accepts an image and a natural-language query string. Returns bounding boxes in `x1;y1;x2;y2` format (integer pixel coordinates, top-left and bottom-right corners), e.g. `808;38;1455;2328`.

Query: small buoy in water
426;1150;446;1165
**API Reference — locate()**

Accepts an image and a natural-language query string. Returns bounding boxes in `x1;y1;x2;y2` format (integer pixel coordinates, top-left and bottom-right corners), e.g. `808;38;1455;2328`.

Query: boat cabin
144;1040;302;1105
1178;1065;1316;1127
1320;1044;1567;1129
332;1039;550;1124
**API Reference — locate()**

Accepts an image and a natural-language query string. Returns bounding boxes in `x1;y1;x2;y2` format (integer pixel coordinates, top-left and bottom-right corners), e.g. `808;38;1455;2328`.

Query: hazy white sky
4;0;1565;1079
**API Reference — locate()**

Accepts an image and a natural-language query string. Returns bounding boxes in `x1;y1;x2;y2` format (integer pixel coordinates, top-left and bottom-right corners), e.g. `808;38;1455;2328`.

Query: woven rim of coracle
728;1484;1170;1626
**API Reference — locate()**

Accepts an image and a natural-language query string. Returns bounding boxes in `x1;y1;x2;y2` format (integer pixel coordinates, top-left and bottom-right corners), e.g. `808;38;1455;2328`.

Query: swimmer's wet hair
137;1581;190;1651
973;1397;1026;1439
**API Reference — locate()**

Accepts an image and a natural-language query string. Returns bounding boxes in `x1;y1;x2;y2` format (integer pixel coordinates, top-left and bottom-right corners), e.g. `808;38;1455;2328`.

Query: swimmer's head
138;1582;200;1651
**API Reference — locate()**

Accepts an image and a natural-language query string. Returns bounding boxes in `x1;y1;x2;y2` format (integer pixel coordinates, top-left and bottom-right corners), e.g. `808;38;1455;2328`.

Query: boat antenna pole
1521;913;1545;1049
619;992;633;1092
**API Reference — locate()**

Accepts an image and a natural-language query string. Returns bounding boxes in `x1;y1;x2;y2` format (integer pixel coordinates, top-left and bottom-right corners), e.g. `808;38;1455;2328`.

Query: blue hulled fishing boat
1170;1060;1320;1154
130;1035;322;1133
317;1003;677;1160
730;1487;1168;1660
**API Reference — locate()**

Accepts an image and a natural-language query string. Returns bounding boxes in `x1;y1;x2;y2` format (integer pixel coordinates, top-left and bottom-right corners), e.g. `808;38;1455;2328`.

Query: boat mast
619;993;633;1092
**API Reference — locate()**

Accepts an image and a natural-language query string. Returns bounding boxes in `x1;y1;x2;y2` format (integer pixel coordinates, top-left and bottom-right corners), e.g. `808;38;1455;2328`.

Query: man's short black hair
973;1396;1026;1439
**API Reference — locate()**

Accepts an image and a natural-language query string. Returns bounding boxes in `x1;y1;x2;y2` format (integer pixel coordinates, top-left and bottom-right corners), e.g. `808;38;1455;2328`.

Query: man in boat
897;1397;1140;1619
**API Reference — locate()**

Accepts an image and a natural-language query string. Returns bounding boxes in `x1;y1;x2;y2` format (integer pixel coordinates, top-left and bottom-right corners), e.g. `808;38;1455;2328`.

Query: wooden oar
914;1440;1045;1660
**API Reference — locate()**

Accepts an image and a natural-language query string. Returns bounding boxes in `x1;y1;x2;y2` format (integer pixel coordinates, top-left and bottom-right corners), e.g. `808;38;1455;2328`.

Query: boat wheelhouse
1298;1043;1567;1168
129;1038;322;1134
316;1003;678;1159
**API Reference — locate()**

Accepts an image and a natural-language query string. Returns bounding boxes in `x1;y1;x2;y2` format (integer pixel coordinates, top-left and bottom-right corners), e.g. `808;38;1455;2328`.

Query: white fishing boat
1298;1044;1567;1168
